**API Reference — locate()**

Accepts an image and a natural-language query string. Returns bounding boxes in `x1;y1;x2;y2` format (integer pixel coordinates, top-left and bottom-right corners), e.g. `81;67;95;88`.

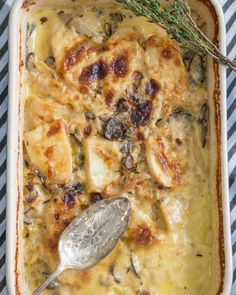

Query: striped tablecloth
0;0;236;294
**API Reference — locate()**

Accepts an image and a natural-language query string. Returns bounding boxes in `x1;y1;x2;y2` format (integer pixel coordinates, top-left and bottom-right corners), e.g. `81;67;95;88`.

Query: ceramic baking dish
6;0;232;294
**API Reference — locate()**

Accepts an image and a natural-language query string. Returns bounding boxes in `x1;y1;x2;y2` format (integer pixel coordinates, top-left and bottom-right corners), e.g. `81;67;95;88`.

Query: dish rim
6;0;233;294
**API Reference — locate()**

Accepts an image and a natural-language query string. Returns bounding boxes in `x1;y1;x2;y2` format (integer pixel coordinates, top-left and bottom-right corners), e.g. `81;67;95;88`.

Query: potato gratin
23;2;213;294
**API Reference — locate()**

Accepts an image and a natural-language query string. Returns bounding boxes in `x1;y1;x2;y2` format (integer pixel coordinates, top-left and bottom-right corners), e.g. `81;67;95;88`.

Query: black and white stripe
0;1;10;294
0;0;235;294
220;0;236;292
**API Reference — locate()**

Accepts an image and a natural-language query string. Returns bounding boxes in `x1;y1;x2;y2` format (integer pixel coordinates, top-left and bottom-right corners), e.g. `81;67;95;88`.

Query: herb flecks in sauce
23;3;212;295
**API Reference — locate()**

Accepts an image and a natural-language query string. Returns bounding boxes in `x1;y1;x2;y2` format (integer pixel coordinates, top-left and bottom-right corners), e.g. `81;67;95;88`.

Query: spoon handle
31;263;65;295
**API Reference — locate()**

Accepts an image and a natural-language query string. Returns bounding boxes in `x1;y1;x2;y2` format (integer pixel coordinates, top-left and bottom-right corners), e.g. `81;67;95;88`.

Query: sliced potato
84;135;121;192
145;136;180;188
50;21;83;72
24;120;72;184
28;61;82;109
27;97;69;129
145;35;187;103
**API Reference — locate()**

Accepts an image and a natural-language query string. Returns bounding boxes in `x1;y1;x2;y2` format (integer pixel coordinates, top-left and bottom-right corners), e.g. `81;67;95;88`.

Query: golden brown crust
15;1;225;294
22;0;35;9
127;224;156;247
62;42;92;73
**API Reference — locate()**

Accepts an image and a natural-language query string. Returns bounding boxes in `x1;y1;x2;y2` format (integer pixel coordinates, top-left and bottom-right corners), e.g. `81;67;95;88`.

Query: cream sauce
23;3;213;295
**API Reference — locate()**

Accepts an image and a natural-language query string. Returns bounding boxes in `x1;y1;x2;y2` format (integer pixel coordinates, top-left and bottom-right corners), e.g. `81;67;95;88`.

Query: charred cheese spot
62;42;91;72
111;53;128;77
162;48;173;59
44;146;55;159
104;89;114;105
62;190;77;208
145;79;160;99
134;130;144;141
79;60;108;85
129;224;155;247
47;120;64;136
54;212;60;221
90;192;104;204
22;0;35;9
83;125;92;137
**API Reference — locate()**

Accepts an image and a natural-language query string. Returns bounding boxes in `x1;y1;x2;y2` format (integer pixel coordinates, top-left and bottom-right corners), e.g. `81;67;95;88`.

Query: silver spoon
31;196;131;295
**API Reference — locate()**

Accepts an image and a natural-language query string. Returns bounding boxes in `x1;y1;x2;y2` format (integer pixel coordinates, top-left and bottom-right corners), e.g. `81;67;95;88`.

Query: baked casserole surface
23;3;213;294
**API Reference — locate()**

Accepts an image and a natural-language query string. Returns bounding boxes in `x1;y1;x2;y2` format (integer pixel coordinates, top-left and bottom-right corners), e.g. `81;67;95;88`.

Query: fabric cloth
0;0;235;294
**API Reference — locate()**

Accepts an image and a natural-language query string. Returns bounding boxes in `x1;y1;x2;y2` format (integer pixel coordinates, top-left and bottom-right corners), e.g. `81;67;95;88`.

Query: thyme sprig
116;0;236;70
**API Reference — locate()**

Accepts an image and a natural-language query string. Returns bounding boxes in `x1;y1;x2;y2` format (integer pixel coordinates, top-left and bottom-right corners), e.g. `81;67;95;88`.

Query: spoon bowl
31;196;131;295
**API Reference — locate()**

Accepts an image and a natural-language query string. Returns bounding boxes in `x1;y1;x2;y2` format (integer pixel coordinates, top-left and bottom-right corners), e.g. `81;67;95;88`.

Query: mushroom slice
24;120;72;184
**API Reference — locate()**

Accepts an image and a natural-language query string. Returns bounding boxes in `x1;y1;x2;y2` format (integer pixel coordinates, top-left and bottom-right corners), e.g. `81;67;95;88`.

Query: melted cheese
22;3;215;295
24;120;72;184
146;136;176;188
29;61;83;109
84;136;121;192
145;35;187;96
26;96;69;129
145;118;192;187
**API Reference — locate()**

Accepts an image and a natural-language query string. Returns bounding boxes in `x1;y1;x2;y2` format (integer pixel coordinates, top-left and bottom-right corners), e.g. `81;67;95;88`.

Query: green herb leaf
116;0;236;70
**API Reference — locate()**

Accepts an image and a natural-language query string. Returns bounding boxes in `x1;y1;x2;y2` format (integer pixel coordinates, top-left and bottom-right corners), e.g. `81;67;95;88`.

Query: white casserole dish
6;0;233;294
